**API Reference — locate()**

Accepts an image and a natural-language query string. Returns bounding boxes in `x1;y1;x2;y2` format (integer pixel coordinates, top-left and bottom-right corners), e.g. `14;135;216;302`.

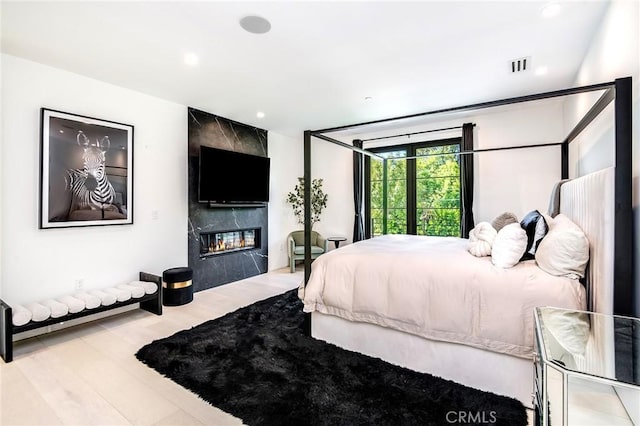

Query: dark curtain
353;139;365;242
460;123;475;238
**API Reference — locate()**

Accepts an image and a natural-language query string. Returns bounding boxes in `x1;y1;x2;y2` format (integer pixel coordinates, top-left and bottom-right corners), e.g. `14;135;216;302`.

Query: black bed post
303;130;312;334
613;77;634;317
304;131;312;285
560;142;569;180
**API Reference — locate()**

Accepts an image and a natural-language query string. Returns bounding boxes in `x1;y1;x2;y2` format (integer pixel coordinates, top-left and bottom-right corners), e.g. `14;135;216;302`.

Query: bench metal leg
139;272;163;315
1;300;13;363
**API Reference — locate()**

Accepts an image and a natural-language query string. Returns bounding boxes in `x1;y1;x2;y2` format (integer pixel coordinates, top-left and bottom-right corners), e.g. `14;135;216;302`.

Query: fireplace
200;228;261;257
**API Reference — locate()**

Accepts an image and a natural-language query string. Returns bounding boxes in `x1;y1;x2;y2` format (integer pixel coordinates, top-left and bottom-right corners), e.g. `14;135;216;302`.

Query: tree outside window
368;140;461;237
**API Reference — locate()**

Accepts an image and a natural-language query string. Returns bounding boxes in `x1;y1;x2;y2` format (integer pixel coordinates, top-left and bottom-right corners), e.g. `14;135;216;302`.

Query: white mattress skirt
312;312;533;408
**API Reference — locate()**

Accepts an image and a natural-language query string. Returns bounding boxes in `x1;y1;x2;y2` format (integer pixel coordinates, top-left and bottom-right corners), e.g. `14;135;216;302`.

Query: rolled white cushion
40;299;69;318
468;222;497;257
104;287;131;302
25;302;51;322
128;280;158;295
89;290;117;307
12;304;32;326
491;223;528;268
74;292;101;310
117;284;144;299
469;240;492;257
56;295;85;314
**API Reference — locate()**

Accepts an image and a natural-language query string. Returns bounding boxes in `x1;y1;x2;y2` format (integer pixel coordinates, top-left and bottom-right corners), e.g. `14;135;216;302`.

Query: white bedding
303;234;586;358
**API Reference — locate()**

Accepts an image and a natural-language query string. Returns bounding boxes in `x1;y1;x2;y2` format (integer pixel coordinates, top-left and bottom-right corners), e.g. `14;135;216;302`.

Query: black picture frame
39;108;134;229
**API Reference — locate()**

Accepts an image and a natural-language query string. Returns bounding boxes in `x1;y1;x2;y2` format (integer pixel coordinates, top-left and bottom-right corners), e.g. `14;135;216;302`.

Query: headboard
558;167;615;315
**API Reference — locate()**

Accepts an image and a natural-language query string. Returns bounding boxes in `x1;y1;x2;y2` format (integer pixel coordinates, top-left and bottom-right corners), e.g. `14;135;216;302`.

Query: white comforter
303;234;586;358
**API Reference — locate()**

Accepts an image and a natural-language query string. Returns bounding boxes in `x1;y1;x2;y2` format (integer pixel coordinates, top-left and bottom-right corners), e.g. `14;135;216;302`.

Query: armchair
287;230;329;273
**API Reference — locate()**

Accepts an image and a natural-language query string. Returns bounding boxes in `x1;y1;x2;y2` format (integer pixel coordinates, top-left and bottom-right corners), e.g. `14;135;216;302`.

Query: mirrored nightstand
533;307;639;426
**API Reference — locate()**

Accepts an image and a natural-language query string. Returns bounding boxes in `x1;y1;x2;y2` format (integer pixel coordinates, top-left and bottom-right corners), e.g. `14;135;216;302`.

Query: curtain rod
361;124;475;143
310;81;614;134
375;141;563;161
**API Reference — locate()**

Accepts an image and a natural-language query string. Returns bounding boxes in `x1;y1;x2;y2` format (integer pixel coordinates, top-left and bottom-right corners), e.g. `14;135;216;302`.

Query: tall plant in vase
287;178;328;229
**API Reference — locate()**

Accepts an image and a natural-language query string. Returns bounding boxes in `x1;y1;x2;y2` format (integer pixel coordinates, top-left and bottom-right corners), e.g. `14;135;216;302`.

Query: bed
300;77;633;408
303;167;614;406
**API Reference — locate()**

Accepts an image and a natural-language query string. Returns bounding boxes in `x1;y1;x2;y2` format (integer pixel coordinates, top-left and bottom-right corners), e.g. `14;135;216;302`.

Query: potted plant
287;177;328;228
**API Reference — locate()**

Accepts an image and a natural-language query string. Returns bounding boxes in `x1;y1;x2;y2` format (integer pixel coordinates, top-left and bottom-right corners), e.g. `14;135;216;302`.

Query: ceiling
1;1;610;138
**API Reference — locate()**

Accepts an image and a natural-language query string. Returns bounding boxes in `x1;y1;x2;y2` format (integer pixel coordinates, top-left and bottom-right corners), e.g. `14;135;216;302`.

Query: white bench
0;272;162;363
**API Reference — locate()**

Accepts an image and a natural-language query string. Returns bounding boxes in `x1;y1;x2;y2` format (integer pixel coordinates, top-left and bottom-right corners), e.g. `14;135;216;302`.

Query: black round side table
327;236;347;249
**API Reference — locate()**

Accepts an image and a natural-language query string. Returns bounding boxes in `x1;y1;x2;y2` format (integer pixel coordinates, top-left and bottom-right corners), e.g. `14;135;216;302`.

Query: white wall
330;101;566;235
310;137;354;244
472;103;564;222
0;54;188;305
268;131;353;269
267;131;304;270
563;0;639;316
0;51;4;298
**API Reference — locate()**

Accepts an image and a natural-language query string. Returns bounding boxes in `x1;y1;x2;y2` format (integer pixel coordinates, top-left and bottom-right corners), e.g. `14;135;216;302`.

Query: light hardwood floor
1;268;541;426
1;268;302;426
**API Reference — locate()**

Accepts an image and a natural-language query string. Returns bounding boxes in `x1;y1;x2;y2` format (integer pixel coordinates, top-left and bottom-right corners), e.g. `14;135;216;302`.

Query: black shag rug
136;290;527;426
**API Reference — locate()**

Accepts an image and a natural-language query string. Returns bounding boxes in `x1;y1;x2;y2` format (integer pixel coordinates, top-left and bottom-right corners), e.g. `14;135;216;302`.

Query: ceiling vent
510;57;531;73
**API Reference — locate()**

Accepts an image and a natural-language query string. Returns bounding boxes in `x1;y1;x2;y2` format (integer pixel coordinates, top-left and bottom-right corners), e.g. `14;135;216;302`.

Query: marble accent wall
188;108;268;292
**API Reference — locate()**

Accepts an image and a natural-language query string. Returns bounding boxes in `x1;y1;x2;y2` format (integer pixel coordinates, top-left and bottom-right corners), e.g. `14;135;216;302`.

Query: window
369;150;407;236
366;138;461;237
415;144;461;237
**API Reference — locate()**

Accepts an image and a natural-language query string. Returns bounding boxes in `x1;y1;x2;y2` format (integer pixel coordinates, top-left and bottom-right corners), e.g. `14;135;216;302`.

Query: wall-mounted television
198;146;270;205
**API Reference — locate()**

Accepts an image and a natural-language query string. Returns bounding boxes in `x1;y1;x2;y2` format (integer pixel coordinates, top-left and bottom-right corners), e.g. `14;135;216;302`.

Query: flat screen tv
198;146;270;204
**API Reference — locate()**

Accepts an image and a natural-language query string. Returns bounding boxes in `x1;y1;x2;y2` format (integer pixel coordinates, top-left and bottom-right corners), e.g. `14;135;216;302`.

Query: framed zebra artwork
39;108;134;228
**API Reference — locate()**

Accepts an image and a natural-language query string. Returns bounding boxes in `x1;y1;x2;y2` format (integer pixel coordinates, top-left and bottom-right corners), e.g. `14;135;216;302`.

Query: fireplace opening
200;228;261;257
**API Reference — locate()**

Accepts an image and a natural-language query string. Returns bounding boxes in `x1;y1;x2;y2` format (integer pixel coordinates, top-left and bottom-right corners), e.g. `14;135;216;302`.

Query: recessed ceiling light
541;3;562;18
256;111;265;119
364;96;373;101
59;130;64;134
240;16;271;34
184;52;199;66
535;66;548;76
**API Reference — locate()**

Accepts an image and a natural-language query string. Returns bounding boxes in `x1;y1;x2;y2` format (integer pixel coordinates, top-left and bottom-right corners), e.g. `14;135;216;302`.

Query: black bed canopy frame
302;76;634;318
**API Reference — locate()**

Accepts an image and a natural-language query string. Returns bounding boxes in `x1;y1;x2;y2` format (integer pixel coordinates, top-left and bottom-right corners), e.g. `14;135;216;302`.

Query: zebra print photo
39;108;133;228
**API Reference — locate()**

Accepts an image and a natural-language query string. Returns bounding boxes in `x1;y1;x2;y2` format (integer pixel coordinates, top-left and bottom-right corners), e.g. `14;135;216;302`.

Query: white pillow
468;222;498;257
491;223;528;268
535;214;589;279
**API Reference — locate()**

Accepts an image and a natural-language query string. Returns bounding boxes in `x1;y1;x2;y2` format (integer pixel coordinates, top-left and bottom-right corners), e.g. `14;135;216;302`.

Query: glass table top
535;307;639;387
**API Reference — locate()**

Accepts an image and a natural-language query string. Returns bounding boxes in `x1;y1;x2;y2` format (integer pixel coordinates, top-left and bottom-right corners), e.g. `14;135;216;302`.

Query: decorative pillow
468;222;497;257
520;210;548;260
535;214;589;279
491;212;518;232
491;223;528;268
